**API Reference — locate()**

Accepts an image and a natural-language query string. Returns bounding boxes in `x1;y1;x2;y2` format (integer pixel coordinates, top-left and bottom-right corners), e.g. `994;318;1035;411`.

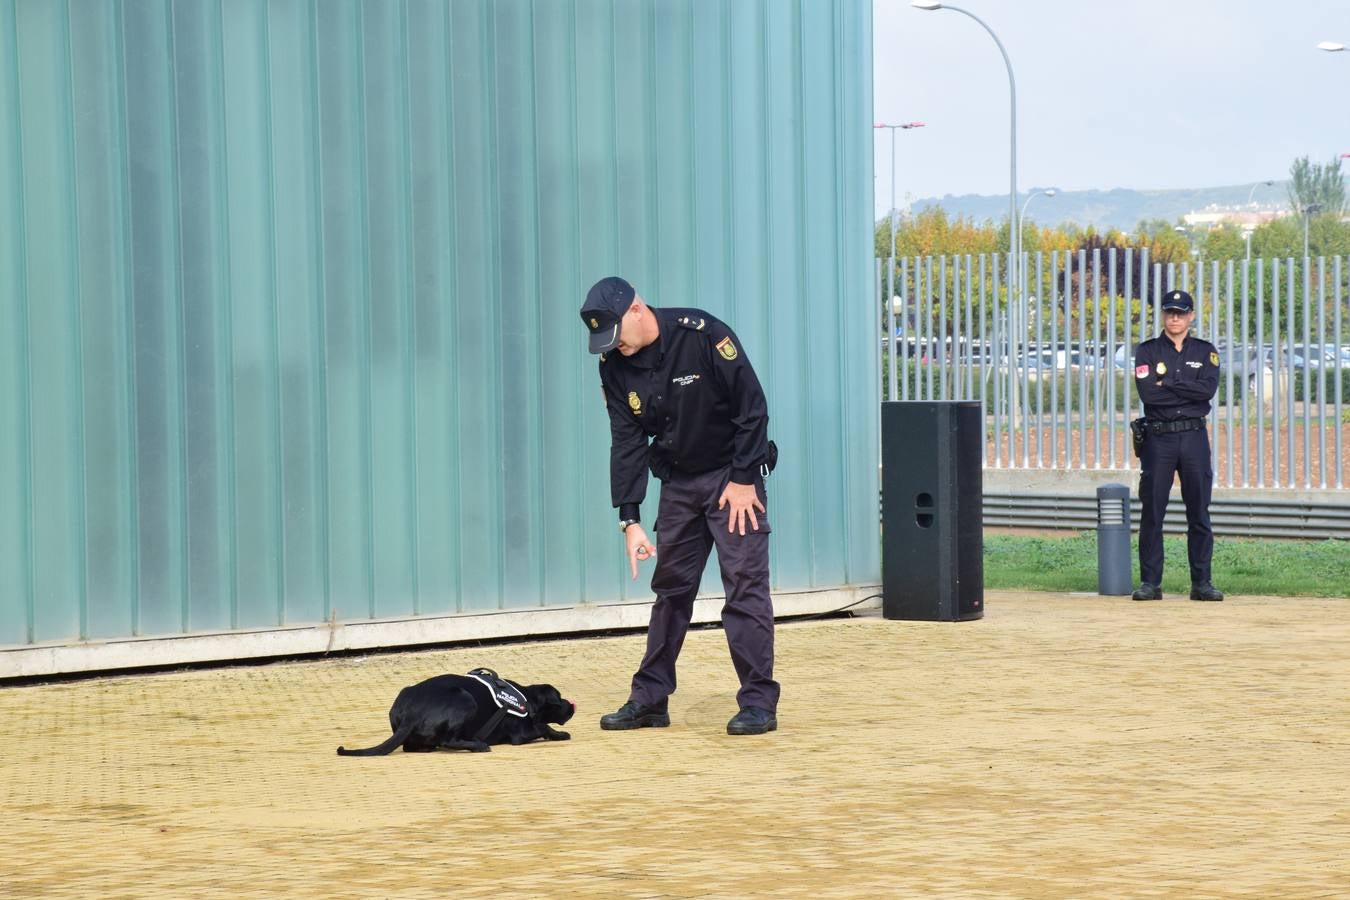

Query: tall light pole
1019;187;1057;232
1246;179;1274;207
873;121;927;260
1302;202;1323;260
910;1;1018;305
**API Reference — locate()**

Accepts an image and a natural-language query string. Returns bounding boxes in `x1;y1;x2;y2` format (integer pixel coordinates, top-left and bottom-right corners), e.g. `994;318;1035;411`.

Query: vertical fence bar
1005;252;1017;467
1301;258;1311;487
1153;261;1163;332
1018;254;1029;468
1236;259;1248;487
1271;259;1282;489
1193;260;1203;332
909;256;919;403
952;254;962;401
1034;252;1044;467
914;256;924;402
965;255;975;402
940;255;949;401
1223;259;1234;488
1335;256;1344;490
1107;248;1117;469
884;254;893;402
1215;260;1225;483
1080;248;1090;469
1125;248;1136;428
922;256;932;401
1048;251;1059;467
979;254;988;454
1286;260;1296;488
923;256;934;404
1137;249;1148;421
897;258;908;402
992;253;1002;466
1085;248;1096;469
1254;258;1265;489
1317;256;1327;489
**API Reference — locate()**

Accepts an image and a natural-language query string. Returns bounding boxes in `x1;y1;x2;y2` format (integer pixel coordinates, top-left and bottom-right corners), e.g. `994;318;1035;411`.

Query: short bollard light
1096;483;1132;596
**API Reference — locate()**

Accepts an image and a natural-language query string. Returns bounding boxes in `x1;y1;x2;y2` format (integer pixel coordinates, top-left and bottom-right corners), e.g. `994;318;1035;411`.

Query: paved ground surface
3;590;1348;898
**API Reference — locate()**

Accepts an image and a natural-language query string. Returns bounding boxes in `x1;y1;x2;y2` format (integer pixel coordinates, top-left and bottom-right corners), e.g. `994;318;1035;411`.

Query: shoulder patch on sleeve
1209;351;1219;366
715;335;738;361
676;315;707;331
1135;364;1149;379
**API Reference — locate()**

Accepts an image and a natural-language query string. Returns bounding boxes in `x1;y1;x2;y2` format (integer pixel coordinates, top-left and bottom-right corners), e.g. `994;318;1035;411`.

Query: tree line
876;155;1350;300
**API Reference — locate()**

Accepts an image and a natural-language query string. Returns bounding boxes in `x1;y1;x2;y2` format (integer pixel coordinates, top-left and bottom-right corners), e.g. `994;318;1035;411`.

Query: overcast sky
873;0;1350;216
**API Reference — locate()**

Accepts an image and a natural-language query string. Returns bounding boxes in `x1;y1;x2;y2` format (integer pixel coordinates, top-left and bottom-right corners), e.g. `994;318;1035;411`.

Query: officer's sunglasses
1163;309;1191;318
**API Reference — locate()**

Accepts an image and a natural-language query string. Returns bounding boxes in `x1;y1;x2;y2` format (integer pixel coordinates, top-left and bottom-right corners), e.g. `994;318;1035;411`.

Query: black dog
337;669;575;755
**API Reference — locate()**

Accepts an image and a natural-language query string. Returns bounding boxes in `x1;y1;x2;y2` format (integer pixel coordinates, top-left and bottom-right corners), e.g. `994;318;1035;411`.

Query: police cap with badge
1162;289;1193;313
580;276;636;354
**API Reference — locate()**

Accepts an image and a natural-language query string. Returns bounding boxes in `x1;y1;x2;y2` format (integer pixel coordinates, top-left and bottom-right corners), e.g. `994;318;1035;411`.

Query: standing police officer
1132;289;1224;602
580;276;780;736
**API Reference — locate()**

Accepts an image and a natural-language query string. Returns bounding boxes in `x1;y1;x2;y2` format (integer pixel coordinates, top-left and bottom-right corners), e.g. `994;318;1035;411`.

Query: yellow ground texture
2;590;1348;899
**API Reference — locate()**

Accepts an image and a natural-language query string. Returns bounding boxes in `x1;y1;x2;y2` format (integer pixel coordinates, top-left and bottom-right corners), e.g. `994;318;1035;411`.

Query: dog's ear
523;684;561;707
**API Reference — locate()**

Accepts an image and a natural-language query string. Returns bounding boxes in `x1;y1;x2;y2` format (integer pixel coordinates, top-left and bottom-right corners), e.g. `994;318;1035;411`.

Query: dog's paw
553;730;570;741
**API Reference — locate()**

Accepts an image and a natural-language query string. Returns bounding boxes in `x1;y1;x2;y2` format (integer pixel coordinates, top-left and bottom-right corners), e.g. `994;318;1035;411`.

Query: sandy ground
2;591;1348;898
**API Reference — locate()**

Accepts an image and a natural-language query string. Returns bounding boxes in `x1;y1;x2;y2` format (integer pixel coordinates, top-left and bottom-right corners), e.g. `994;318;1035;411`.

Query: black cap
1161;289;1194;312
580;276;636;354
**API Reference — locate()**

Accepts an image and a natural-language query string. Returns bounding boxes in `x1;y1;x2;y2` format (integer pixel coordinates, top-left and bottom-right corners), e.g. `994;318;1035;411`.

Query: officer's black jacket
599;307;769;521
1133;331;1221;420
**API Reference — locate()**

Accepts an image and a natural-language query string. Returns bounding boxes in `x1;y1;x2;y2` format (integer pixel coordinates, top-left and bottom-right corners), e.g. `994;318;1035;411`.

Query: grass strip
983;532;1349;598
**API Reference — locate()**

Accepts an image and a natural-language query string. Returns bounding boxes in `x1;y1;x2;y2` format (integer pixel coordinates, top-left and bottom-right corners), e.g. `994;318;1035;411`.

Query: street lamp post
1302;202;1323;260
910;1;1018;304
1246;179;1274;207
873;121;927;260
1019;187;1057;232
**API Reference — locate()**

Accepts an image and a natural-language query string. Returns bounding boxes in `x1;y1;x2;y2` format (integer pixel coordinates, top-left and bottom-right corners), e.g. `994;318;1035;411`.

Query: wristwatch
619;518;639;533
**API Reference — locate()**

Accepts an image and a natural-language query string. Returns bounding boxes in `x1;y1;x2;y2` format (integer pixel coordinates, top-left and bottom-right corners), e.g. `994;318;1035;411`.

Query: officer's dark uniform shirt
1133;332;1220;420
599;307;769;522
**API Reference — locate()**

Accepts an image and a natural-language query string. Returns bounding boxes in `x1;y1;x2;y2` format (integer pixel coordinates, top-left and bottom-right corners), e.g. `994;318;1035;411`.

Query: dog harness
466;668;530;742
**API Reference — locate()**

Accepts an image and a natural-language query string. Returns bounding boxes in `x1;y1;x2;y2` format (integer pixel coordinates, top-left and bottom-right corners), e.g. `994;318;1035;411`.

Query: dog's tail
336;723;414;757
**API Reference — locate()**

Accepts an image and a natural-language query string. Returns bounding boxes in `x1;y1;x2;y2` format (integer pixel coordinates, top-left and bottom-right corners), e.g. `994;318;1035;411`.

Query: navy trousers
1137;428;1214;585
628;466;780;713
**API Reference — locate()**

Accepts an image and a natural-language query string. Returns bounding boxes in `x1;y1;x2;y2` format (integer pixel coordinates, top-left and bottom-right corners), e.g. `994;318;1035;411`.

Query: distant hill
905;183;1293;232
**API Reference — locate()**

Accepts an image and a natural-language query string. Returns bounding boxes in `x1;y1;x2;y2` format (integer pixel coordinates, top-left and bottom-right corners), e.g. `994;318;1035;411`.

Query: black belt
1147;417;1206;434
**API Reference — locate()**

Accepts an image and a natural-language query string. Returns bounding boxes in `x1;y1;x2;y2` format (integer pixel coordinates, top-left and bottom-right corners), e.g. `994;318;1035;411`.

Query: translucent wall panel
0;0;877;646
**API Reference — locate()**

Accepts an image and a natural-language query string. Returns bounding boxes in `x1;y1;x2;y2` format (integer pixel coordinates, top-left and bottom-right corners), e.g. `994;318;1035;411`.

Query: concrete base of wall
0;584;882;681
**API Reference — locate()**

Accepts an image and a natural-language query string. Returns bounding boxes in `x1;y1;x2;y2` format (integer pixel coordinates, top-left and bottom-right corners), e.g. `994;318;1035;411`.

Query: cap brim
1161;304;1191;312
588;322;620;354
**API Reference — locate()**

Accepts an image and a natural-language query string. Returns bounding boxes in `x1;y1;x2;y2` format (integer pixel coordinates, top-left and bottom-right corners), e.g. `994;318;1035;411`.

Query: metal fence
877;249;1349;490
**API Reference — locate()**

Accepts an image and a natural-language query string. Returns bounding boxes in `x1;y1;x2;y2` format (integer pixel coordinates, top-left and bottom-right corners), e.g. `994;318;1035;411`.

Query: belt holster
1129;417;1147;458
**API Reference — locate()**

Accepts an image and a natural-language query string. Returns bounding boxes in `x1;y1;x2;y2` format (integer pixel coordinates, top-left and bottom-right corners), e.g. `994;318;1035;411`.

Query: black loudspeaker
881;401;984;621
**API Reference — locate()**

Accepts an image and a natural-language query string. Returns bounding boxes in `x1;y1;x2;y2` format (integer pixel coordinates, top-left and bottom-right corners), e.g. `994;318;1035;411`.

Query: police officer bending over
580;276;780;736
1131;289;1224;602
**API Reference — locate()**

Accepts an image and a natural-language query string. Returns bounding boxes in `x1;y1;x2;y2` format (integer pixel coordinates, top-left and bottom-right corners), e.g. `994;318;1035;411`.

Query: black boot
599;700;670;730
1190;582;1224;602
1131;582;1162;601
726;706;777;735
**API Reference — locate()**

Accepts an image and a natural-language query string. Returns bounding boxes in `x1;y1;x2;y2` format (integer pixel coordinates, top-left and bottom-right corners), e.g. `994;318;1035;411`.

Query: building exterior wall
0;0;877;663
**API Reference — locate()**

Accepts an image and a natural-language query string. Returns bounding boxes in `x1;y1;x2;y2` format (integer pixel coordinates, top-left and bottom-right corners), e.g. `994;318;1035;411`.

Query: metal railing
877;249;1348;491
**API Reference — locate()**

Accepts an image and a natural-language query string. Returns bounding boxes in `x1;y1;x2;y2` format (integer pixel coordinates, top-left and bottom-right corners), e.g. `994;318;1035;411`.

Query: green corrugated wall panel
0;0;877;647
